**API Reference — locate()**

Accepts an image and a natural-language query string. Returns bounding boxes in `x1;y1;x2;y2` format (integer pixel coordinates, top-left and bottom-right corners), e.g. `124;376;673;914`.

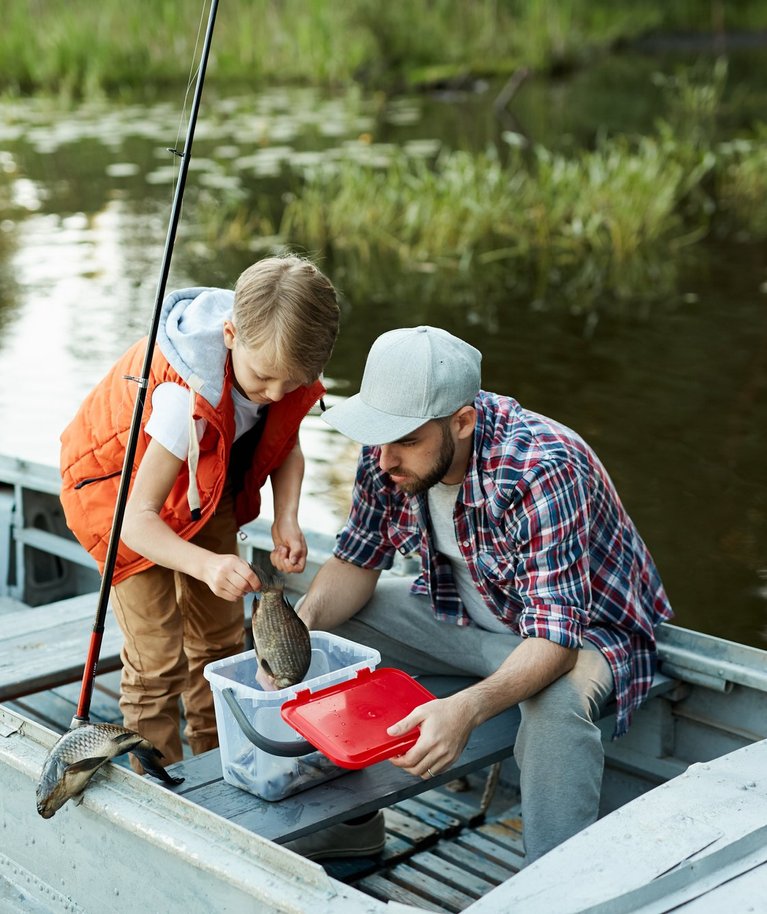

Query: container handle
221;687;317;757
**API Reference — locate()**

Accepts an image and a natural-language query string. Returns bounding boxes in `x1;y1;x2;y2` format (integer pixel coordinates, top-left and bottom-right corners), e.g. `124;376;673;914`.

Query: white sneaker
283;811;386;860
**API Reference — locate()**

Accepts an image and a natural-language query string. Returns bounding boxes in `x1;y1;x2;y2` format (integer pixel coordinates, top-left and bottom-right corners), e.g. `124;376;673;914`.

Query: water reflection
0;72;765;650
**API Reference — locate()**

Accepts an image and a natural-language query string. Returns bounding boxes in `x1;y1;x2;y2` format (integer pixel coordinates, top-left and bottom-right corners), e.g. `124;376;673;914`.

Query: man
288;325;673;864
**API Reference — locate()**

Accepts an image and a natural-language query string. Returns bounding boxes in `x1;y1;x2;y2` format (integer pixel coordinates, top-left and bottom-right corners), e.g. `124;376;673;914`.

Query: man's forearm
298;556;380;630
459;637;578;729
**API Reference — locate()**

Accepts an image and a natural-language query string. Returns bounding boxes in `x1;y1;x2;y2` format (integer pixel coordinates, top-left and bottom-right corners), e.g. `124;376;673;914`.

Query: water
1;54;765;649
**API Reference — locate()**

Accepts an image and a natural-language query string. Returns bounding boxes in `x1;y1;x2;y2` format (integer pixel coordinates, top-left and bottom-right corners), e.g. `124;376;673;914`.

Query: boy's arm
269;438;307;573
121;438;259;600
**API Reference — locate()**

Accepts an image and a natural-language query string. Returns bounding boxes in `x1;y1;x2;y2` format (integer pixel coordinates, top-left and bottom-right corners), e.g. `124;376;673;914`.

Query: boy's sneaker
283;811;386;860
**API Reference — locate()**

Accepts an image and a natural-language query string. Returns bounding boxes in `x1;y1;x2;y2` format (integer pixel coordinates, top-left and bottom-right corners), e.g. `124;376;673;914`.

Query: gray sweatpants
328;576;615;865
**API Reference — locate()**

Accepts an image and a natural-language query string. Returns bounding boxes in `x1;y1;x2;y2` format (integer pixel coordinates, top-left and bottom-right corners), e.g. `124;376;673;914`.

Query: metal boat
1;454;765;912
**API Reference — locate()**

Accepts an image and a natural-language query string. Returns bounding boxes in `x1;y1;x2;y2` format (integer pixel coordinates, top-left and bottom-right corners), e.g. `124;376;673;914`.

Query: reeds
276;130;721;311
3;0;765;96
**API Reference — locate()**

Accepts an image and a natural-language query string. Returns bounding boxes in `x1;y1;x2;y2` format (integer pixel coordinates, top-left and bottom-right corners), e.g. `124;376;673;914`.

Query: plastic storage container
204;631;380;801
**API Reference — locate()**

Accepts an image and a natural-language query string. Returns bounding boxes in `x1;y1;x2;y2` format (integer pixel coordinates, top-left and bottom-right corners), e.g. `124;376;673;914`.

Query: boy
60;255;340;765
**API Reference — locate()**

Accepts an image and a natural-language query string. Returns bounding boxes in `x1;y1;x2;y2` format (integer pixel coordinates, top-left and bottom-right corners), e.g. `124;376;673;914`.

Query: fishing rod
71;0;220;728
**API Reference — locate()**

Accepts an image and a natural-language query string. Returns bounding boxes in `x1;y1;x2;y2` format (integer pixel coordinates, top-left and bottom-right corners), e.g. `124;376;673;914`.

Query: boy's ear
223;320;236;350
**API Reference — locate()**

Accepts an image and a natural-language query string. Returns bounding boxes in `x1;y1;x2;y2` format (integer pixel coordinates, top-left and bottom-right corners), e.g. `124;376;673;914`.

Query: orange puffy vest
60;338;324;585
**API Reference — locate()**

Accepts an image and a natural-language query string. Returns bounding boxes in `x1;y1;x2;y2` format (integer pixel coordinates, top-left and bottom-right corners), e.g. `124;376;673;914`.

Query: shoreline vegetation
4;1;767;313
192;60;767;313
3;1;767;97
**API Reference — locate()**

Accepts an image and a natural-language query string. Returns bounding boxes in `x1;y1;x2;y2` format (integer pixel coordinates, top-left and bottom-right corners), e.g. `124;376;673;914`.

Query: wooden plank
406;850;496;898
393;798;463;835
455;831;525;871
430;840;514;885
0;594;123;701
50;681;122;724
414;788;484;827
486;808;524;839
386;862;476;912
476;821;526;857
356;873;448;912
384;808;439;846
379;832;416;864
0;593;100;637
5;691;77;731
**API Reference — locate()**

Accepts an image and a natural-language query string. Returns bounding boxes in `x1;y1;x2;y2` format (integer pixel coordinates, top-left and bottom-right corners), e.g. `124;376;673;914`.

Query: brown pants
111;489;245;769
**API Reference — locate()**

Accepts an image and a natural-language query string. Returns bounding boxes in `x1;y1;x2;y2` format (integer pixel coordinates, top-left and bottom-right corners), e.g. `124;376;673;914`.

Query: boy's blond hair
233;255;340;383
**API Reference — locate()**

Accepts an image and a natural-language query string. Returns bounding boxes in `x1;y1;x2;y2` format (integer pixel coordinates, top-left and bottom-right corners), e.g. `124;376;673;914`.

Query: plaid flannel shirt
334;391;673;737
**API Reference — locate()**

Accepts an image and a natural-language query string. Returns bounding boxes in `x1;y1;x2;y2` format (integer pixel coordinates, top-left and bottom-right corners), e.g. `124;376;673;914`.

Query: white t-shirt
427;481;510;633
145;381;263;459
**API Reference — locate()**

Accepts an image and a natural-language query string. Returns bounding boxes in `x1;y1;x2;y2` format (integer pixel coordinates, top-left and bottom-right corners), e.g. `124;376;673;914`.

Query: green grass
3;0;766;97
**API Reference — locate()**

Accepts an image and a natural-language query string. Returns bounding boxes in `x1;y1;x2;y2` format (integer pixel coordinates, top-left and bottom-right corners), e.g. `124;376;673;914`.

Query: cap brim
321;394;427;445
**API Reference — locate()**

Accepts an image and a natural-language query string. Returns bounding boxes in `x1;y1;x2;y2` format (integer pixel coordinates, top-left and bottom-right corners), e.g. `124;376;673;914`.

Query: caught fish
251;563;311;689
36;722;184;819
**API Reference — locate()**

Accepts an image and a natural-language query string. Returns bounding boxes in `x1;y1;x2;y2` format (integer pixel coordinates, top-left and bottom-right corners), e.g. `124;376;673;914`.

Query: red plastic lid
281;667;436;769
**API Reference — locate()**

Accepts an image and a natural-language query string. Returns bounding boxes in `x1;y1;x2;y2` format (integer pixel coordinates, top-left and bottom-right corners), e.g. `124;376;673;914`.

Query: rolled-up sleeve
334;450;397;571
509;460;591;647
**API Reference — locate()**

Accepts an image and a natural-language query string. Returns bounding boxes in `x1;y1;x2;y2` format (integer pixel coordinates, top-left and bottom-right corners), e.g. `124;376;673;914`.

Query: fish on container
250;562;311;689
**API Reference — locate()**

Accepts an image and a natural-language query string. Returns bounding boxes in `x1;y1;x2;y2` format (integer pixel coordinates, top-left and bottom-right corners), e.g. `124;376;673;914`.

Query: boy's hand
202;554;260;600
270;515;307;573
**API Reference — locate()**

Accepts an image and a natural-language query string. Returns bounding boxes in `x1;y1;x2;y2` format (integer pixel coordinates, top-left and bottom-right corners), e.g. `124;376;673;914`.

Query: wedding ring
427;767;434;778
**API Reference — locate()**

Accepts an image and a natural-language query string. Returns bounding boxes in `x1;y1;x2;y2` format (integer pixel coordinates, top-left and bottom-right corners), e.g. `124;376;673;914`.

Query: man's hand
386;692;477;780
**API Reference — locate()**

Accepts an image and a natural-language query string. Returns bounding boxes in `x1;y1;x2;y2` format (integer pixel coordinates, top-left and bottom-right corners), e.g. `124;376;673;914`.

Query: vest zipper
74;470;122;489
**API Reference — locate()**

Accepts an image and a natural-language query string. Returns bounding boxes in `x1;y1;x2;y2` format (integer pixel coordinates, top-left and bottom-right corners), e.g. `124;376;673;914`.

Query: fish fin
130;746;185;786
61;756;109;798
67;755;109;775
109;732;144;760
260;657;274;678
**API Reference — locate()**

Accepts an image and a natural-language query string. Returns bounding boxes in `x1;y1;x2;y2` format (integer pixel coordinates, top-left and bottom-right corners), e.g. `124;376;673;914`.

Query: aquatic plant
278;129;716;311
716;126;767;239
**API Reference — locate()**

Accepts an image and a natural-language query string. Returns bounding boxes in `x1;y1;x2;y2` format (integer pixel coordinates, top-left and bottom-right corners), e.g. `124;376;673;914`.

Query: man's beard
395;424;455;496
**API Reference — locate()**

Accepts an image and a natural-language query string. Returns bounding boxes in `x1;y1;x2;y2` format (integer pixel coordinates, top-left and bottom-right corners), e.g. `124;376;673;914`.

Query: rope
479;761;502;817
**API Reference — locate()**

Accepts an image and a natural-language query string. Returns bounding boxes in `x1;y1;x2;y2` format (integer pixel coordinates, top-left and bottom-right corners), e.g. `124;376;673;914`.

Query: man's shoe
283;811;386;861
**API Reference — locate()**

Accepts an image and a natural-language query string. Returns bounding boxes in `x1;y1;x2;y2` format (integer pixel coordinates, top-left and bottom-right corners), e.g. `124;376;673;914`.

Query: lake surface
1;52;765;649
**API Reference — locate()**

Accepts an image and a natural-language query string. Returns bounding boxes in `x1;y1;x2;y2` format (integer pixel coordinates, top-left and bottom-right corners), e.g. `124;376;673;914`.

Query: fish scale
251;563;312;689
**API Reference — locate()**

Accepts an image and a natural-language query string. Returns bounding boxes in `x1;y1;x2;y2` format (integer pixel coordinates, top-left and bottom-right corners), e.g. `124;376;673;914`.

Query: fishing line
72;0;221;727
167;0;210;204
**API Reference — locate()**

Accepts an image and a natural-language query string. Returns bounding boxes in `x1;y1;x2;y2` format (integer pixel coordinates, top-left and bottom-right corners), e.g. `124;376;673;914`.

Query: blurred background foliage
1;0;765;96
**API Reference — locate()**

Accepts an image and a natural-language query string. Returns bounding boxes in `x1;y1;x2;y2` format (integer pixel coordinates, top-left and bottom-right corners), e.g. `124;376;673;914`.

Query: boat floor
4;670;525;913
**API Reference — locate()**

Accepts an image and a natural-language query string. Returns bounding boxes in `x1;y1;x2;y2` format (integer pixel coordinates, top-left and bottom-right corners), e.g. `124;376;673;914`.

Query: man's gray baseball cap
322;326;481;445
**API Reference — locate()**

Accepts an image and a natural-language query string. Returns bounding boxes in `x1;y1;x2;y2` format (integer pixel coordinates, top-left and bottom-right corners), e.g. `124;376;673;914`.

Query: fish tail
249;561;284;592
130;745;185;786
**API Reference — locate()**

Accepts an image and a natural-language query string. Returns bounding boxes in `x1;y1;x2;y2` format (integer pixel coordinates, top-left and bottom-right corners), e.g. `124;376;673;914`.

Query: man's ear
223;319;236;350
454;406;477;440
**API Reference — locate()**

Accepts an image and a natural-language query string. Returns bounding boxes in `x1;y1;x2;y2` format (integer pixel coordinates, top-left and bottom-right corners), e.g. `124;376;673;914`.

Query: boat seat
167;666;677;848
168;674;521;846
0;592;123;703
